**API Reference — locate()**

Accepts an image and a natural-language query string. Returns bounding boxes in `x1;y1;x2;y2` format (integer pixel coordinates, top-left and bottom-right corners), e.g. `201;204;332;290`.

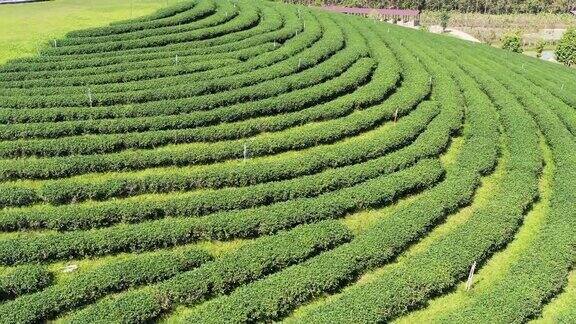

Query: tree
535;39;546;58
556;27;576;67
439;10;450;32
501;31;523;53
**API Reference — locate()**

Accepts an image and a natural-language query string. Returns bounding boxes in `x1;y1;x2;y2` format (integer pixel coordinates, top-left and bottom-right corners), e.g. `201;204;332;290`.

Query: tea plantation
0;0;575;322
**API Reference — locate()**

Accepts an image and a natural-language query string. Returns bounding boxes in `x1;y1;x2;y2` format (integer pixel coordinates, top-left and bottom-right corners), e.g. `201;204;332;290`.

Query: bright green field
0;0;175;64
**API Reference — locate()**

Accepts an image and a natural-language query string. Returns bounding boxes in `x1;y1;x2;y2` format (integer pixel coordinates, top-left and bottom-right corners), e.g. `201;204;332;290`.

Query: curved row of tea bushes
472;46;576;137
0;58;372;159
0;265;52;301
60;221;351;323
0;59;373;144
0;45;263;87
176;19;501;322
0;247;211;324
0;102;436;229
42;1;261;56
0;3;303;86
285;27;542;324
0;72;410;207
0;141;440;233
0;159;440;265
66;0;203;38
0;11;337;109
0;221;351;323
0;55;429;180
58;0;230;47
432;36;576;323
0;2;290;73
0;21;403;206
0;44;365;122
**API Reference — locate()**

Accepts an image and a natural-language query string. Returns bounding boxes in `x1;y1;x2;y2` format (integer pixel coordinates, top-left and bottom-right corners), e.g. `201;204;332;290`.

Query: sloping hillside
0;0;574;322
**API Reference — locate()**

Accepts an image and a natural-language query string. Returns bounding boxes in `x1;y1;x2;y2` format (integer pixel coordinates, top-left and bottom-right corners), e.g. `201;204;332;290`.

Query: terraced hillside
0;0;575;322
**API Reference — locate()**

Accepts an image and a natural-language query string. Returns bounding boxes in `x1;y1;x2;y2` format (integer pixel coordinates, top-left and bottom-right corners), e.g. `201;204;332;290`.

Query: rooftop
322;6;420;17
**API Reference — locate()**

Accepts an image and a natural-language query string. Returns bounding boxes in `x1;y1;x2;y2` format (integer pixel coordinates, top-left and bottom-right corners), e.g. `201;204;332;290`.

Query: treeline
281;0;576;14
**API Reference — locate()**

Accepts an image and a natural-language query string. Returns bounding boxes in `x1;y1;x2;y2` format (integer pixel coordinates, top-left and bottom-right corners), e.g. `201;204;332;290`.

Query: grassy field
0;0;175;64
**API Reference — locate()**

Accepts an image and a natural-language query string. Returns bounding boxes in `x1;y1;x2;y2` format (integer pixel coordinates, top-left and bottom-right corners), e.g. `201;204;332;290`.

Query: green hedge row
433;36;576;323
0;44;265;88
58;0;228;47
0;51;371;159
67;0;202;38
0;0;292;73
0;247;211;324
287;28;543;323
0;64;406;180
0;159;441;265
62;221;352;323
0;55;371;148
0;56;239;89
0;265;52;302
0;65;372;167
0;3;289;73
0;3;301;86
41;0;260;56
0;8;404;204
0;16;355;144
0;11;330;109
0;36;360;126
474;45;576;137
0;100;434;229
0;50;401;206
177;19;496;323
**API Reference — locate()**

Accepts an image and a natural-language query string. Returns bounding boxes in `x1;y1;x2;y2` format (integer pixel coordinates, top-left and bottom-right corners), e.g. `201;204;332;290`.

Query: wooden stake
466;261;477;291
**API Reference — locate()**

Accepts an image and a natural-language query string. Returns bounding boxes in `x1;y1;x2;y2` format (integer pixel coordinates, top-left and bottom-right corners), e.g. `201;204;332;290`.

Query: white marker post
87;88;93;107
393;108;399;124
53;39;57;47
466;261;477;291
243;144;248;161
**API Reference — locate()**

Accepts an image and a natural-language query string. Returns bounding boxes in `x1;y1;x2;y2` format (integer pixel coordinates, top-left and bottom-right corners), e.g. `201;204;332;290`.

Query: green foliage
556;27;576;66
501;31;523;53
0;248;211;323
535;39;546;58
0;265;52;301
439;10;450;32
0;0;574;322
62;221;352;323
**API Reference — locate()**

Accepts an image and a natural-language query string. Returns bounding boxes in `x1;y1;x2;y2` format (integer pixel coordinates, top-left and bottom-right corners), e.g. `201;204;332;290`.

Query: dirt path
428;25;481;42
